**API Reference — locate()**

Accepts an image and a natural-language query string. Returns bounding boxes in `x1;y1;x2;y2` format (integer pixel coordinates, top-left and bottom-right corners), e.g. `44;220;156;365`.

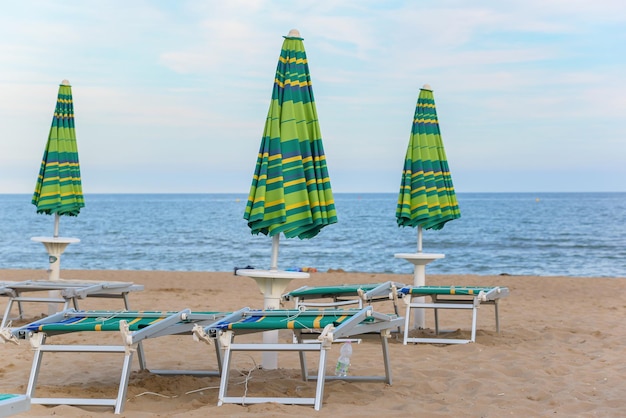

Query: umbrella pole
270;234;280;271
50;213;61;313
413;225;426;328
267;233;283;369
417;226;423;253
53;214;60;238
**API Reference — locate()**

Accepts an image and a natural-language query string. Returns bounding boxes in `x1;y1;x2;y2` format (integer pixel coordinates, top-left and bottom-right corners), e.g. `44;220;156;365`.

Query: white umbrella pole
267;233;281;368
47;214;67;314
413;225;426;328
49;213;62;312
417;226;423;253
53;214;60;238
270;234;280;271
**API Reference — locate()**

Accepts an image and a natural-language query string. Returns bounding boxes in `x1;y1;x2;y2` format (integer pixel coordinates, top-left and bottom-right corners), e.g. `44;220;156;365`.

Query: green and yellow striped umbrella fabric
396;86;460;231
244;30;337;240
32;80;84;217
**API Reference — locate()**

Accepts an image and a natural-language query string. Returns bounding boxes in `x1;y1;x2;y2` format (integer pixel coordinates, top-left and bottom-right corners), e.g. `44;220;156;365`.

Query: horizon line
2;191;625;195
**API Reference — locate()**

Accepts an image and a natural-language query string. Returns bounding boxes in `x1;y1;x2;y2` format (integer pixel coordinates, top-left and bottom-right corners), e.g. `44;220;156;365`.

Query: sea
0;193;624;278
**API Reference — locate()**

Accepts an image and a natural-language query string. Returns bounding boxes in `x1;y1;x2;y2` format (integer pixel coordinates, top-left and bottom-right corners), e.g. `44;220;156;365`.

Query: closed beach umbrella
396;85;460;252
244;29;337;270
32;80;85;237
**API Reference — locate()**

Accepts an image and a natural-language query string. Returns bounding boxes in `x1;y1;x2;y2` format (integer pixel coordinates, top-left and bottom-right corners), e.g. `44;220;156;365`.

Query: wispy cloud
1;0;625;193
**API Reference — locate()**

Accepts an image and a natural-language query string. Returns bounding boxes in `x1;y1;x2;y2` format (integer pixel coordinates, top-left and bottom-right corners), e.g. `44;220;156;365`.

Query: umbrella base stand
31;236;80;315
394;253;444;330
235;269;309;369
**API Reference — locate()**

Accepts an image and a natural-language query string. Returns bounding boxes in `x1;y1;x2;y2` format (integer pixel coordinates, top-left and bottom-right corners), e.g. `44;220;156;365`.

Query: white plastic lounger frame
0;394;30;418
0;280;144;327
3;309;225;414
193;306;404;411
402;286;509;344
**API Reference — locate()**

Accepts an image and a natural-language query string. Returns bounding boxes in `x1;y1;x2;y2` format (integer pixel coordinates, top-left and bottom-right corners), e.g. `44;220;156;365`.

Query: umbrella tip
61;79;70;86
422;84;432;90
287;28;301;38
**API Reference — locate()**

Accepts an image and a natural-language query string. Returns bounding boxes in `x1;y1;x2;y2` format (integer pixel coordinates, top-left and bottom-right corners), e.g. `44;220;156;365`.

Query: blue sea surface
0;193;624;278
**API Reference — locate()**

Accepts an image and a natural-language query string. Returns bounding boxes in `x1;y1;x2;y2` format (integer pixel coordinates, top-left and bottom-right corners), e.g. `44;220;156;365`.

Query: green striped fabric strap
287;283;382;297
408;286;497;296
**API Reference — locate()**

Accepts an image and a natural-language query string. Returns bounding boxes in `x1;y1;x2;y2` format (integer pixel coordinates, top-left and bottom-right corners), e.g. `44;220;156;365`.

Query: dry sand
1;269;625;417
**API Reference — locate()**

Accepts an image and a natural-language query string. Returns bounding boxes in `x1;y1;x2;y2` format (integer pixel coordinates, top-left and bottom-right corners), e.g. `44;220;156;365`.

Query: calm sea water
0;193;624;278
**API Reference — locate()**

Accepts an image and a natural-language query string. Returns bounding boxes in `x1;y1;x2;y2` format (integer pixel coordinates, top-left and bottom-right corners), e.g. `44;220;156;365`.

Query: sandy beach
1;269;625;417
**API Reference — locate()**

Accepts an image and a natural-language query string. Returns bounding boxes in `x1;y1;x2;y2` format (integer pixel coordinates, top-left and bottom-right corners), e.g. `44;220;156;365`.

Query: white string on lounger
186;354;259;396
131;391;178;399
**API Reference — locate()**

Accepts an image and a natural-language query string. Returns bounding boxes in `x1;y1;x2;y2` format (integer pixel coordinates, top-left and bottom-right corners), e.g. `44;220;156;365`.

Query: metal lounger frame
194;306;404;410
7;309;225;414
1;280;144;327
402;286;510;344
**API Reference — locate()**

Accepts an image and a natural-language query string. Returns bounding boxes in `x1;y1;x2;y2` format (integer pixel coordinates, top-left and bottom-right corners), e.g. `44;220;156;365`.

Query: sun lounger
283;281;405;311
192;306;404;410
399;285;510;344
0;394;30;418
0;280;144;327
283;282;407;340
1;309;228;414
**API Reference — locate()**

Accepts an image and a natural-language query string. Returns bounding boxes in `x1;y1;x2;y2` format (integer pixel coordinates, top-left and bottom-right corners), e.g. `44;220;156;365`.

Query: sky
1;0;625;194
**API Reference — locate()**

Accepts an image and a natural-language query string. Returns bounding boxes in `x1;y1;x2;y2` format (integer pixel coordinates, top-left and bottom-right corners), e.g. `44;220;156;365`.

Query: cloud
1;0;625;193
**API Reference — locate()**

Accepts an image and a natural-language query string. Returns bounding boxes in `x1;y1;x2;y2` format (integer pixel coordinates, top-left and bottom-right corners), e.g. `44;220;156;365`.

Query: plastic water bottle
335;341;352;377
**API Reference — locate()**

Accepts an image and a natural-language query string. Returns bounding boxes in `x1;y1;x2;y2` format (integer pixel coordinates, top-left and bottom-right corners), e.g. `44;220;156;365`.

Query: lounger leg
403;296;411;345
135;343;147;370
391;294;402;335
470;305;478;343
433;296;440;335
1;299;14;328
26;335;46;399
314;347;327;411
217;336;234;406
380;333;392;385
114;350;135;414
122;293;131;310
294;331;309;381
8;291;25;324
5;292;26;325
16;295;24;321
495;300;501;334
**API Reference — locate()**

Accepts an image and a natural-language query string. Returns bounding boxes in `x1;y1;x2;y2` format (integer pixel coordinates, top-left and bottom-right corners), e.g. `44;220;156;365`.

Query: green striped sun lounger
0;394;30;418
399;285;510;344
193;306;404;411
2;309;229;414
283;281;405;312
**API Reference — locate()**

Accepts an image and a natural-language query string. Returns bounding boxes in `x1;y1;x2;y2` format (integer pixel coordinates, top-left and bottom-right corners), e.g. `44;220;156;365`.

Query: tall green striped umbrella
32;80;84;237
396;84;460;252
244;29;337;270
